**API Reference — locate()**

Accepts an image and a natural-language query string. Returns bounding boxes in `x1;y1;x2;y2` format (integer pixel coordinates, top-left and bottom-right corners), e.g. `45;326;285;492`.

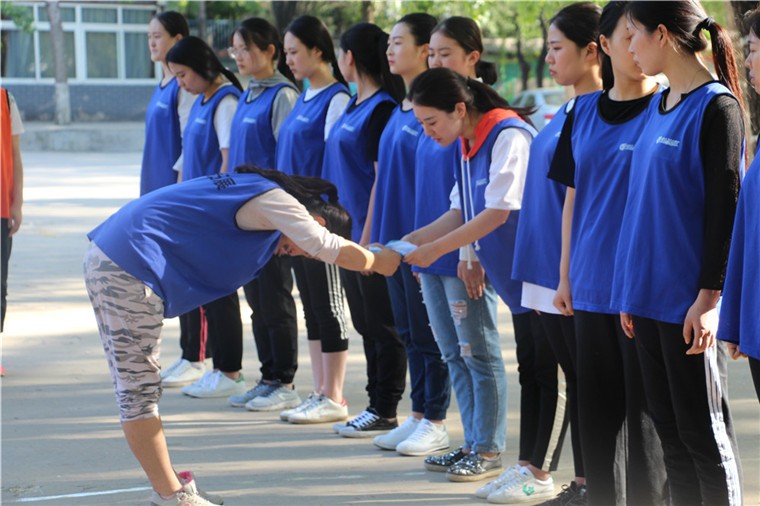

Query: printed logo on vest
402;125;420;137
619;143;635;151
656;136;679;148
341;124;356;132
207;173;237;191
156;101;169;110
476;178;488;187
243;118;257;124
195;118;208;125
296;115;310;123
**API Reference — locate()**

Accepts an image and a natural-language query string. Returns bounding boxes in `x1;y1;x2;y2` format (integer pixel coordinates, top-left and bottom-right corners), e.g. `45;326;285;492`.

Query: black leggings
203;292;243;373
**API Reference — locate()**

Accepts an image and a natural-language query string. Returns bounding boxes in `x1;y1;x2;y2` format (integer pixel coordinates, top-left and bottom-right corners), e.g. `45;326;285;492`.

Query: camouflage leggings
84;242;165;422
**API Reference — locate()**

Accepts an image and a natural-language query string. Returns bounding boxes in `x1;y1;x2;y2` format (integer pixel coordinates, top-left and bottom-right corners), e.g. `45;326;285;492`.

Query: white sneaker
280;392;319;421
149;474;219;505
228;380;275;408
160;356;184;380
288;395;348;424
395;419;450;456
476;464;523;499
487;466;554;504
162;359;205;387
182;371;247;398
373;416;420;450
246;384;301;412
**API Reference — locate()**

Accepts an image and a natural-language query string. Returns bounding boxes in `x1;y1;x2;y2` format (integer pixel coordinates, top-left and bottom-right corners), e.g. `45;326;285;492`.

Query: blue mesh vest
140;78;182;195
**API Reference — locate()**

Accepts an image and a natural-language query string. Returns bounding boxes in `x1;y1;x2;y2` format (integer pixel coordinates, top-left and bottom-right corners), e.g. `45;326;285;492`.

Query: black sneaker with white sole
338;407;398;438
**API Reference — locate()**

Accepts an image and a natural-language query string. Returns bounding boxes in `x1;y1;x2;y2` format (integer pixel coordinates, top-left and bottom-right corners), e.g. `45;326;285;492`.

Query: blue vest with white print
275;82;350;178
457;117;536;314
568;90;658;314
372;105;423;243
611;82;742;324
322;91;397;242
88;173;281;318
183;85;241;181
140;78;182;195
511;100;572;290
229;83;297;172
412;134;460;277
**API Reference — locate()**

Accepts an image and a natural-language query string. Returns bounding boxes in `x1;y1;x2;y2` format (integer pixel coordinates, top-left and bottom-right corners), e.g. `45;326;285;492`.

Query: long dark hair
550;2;602;50
599;1;628;90
409;67;534;124
153;10;189;38
233;17;296;85
166;36;243;91
236;165;351;239
626;1;744;110
285;15;348;87
745;7;760;39
340;22;405;102
397;13;437;46
432;16;497;85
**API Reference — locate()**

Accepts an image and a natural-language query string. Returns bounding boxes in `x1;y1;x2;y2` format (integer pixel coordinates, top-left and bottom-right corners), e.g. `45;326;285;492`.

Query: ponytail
409;67;534;124
285;15;348;87
166;36;243;91
340;23;405;102
236;165;352;239
701;21;745;112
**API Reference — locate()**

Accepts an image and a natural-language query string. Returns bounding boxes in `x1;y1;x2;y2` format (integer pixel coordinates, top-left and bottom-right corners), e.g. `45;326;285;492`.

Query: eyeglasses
227;46;249;58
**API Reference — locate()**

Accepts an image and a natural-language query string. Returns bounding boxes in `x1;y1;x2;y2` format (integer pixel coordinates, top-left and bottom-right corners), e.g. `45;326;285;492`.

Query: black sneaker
536;481;587;506
424;446;467;472
338;407;398;438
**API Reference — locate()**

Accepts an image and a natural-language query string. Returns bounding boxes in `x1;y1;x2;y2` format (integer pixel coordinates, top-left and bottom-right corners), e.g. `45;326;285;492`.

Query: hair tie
699;16;715;31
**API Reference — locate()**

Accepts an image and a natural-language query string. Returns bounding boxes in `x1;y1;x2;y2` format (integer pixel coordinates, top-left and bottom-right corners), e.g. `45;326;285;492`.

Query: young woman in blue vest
166;37;247;399
141;12;208;390
224;18;303;414
84;167;401;506
274;15;354;425
403;67;538;503
548;3;667;505
410;16;515;483
367;13;453;457
613;2;744;504
321;22;410;439
719;7;760;402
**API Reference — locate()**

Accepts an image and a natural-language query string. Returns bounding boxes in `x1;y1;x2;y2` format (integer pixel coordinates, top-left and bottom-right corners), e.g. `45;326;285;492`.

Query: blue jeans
420;273;507;454
386;264;450;420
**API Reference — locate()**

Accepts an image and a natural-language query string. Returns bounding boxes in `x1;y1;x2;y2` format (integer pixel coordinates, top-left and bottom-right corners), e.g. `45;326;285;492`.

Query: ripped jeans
419;273;507;454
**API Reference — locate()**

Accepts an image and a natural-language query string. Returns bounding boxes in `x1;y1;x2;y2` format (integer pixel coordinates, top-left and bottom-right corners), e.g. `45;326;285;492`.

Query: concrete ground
1;151;758;506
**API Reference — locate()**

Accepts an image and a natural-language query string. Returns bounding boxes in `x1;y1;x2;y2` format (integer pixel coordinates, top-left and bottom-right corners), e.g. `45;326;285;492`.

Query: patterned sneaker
160;356;184;380
373;416;420;450
228;380;276;408
149;474;219;505
246;383;301;412
177;471;224;505
535;482;587;506
182;371;247;398
338;408;397;438
476;464;523;499
163;359;205;387
288;395;348;424
396;419;450;456
446;452;503;482
333;409;369;434
424;446;468;472
280;392;319;421
487;466;554;504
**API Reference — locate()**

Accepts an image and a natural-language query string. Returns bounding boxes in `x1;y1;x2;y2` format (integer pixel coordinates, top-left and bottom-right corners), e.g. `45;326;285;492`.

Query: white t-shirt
9;93;24;136
304;84;350;140
176;87;196;135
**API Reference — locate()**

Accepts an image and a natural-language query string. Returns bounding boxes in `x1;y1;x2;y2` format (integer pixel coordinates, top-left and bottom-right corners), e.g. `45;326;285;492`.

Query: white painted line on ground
15;486;152;503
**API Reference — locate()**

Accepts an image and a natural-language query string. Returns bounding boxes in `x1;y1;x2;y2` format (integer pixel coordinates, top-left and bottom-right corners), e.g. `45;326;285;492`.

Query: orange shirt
0;88;14;219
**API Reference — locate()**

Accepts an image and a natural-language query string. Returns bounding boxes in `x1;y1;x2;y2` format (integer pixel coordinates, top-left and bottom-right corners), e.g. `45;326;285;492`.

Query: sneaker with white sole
476;464;523;499
246;383;301;411
487;466;555;504
447;452;503;482
228;380;276;408
160;356;184;380
288;395;348;424
373;416;420;450
177;471;223;505
535;482;587;506
182;371;247;398
396;419;450;456
163;359;205;387
149;474;219;506
332;409;370;433
280;392;319;421
338;408;397;438
424;446;468;472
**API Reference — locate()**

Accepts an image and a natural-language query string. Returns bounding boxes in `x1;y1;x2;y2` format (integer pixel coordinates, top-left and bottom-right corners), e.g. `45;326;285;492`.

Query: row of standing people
136;1;753;505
